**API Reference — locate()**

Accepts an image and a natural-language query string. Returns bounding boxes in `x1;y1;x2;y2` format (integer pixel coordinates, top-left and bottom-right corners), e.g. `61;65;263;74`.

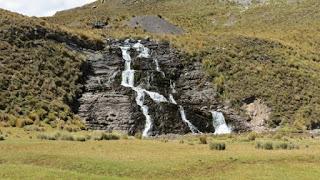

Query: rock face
243;99;271;132
78;39;251;135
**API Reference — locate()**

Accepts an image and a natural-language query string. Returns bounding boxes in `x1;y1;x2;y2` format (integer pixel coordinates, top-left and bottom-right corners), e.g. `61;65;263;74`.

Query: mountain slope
0;9;103;129
48;0;320;130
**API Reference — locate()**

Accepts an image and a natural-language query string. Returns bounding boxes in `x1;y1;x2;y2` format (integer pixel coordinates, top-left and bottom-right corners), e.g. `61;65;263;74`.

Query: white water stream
210;111;231;135
169;82;201;134
120;40;201;136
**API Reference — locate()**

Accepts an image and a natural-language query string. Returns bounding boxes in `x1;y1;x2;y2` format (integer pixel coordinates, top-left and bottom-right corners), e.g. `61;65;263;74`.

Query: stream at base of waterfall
119;40;231;136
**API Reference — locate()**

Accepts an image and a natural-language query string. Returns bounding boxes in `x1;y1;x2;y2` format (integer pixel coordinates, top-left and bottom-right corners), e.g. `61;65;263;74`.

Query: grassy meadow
0;127;319;179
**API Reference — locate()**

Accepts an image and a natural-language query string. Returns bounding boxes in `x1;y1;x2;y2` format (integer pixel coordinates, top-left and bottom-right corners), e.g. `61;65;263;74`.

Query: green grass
0;128;319;179
0;9;103;129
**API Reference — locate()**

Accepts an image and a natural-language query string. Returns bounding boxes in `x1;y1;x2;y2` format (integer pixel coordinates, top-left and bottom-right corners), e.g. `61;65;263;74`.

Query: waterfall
211;111;231;135
120;39;202;136
179;106;201;134
133;41;150;58
134;89;152;137
154;58;166;77
170;80;177;93
169;94;177;104
120;46;135;87
169;79;201;134
120;41;170;137
169;94;199;132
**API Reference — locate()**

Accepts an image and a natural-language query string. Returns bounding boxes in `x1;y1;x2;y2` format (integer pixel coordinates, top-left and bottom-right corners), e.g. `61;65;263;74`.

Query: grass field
0;128;319;179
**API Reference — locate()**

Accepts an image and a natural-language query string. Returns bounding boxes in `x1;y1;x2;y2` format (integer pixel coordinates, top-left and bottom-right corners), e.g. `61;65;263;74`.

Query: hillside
0;0;320;131
1;1;320;179
48;0;320;130
0;9;103;130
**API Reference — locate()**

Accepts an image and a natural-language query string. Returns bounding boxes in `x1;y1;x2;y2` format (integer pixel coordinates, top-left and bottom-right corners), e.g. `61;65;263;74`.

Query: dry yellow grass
0;127;319;179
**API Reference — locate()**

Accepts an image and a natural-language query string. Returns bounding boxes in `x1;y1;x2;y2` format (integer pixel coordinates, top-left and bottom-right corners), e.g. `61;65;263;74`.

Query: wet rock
78;38;251;135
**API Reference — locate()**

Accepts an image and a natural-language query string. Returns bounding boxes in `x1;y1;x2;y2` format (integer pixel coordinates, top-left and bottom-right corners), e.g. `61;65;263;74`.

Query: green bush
134;132;142;140
272;133;284;140
263;142;274;150
199;136;207;144
60;133;74;141
0;135;5;141
75;135;86;142
255;141;273;150
37;133;57;141
23;125;45;132
93;134;103;141
102;133;120;140
256;141;299;150
275;142;288;150
247;132;258;141
209;142;226;151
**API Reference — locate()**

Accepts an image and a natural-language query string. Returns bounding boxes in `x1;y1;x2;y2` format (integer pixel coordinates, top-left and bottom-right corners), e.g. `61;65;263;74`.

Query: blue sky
0;0;96;17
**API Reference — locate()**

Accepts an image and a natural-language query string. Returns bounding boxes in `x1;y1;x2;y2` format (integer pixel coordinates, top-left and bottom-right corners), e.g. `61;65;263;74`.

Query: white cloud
0;0;96;17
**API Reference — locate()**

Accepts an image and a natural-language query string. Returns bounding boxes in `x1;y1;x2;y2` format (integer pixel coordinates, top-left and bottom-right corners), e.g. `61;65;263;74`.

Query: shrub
247;132;258;141
75;135;86;142
93;134;103;141
209;142;226;151
255;142;262;149
102;133;120;140
15;118;33;128
64;124;81;132
60;133;74;141
275;142;288;150
161;138;169;143
0;135;5;141
288;143;299;150
134;132;142;140
272;133;284;140
23;125;45;132
85;134;92;140
256;141;299;150
37;133;57;140
199;136;207;144
255;141;273;150
263;142;274;150
121;134;128;140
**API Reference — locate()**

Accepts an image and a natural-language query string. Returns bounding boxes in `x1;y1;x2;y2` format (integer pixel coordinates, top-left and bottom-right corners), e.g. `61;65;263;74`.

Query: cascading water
169;81;201;134
154;58;166;77
133;41;150;58
120;40;201;136
210;111;231;135
120;42;170;136
179;106;201;133
120;46;135;87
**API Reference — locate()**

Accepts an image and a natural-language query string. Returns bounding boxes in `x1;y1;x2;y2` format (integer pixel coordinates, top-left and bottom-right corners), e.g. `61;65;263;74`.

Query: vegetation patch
255;141;299;150
199;136;208;144
209;142;226;151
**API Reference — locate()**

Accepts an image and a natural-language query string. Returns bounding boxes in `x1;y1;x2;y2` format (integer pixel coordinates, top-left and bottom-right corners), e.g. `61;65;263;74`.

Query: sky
0;0;96;17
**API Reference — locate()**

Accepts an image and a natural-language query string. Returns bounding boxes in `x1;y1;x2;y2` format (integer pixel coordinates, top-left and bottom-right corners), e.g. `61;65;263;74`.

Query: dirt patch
128;15;184;35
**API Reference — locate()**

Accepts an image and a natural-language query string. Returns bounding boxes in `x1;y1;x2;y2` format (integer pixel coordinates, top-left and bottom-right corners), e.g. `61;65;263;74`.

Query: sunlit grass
0;128;319;179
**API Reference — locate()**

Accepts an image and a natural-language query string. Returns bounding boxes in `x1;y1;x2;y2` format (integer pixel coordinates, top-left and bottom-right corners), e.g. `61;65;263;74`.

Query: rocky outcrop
78;39;251;135
242;99;271;132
